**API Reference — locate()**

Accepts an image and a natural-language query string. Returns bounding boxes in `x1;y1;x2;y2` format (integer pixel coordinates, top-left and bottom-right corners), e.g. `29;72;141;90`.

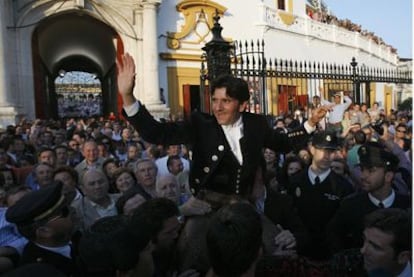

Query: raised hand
116;53;137;106
179;196;212;216
308;105;329;127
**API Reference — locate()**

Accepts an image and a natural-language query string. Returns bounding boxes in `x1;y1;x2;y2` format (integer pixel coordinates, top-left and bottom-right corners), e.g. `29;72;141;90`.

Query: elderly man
71;168;120;232
156;175;179;203
6;182;77;276
27;162;54;191
135;158;158;199
74;140;106;180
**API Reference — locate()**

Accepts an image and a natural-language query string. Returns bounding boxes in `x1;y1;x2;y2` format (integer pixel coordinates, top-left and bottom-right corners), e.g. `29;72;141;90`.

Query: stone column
141;0;169;119
0;1;12;106
0;1;18;127
142;0;161;105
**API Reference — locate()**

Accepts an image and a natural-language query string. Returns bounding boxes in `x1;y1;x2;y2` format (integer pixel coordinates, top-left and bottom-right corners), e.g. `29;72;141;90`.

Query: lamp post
350;57;360;103
202;11;233;81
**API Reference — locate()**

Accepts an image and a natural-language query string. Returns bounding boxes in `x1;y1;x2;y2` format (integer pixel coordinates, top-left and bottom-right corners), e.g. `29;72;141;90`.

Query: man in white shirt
155;144;190;177
322;91;352;137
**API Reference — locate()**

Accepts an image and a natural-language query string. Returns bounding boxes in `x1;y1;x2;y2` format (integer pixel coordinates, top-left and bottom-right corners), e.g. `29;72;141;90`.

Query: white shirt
397;262;411;277
308;167;331;185
125;101;316;166
124;101;246;165
368;190;395;208
321;96;352;124
155;155;190;177
35;243;72;259
221;116;244;165
90;197;117;218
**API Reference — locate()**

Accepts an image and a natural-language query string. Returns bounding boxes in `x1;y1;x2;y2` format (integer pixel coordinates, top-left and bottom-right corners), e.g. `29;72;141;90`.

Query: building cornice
160;52;203;61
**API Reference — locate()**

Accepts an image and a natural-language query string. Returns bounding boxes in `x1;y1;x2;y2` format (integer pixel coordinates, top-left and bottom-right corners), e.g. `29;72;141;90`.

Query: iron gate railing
200;16;412;118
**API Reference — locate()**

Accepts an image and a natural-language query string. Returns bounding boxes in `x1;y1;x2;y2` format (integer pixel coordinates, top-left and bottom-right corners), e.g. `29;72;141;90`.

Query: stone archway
32;12;122;119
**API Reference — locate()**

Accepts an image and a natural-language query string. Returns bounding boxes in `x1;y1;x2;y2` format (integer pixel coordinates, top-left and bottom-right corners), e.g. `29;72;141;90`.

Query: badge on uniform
295;187;301;197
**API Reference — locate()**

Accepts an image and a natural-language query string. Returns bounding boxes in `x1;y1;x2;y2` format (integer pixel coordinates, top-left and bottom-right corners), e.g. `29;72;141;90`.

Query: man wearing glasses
394;123;410;152
6;182;77;276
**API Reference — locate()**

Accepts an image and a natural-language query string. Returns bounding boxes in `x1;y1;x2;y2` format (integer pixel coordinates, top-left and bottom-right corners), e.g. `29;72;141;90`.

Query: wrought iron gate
201;15;412;118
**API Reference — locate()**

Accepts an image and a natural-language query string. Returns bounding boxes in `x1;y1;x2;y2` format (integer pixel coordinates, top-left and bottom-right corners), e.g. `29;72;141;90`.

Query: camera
371;119;384;136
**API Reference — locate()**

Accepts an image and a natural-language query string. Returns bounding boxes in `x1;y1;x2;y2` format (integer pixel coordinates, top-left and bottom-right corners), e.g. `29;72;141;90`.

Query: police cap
311;131;339;150
6;182;65;226
358;142;399;171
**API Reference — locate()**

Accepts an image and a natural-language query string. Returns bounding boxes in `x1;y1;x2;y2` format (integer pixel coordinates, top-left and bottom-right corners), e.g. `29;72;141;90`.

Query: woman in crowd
113;167;138;193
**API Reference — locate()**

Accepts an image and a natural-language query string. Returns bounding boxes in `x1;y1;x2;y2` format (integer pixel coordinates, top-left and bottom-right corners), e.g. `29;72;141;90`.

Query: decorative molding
160;52;203;61
278;10;296;25
166;0;226;49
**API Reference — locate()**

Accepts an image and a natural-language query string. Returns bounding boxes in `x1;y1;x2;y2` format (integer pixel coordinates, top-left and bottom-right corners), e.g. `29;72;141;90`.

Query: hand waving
116;53;137;106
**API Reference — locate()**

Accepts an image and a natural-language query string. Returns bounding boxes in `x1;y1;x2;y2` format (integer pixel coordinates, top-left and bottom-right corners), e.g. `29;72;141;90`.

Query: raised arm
116;53;138;107
307;106;328;128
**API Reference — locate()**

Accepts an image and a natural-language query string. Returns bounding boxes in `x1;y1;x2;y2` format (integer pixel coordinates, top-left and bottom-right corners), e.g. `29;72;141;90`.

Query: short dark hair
112;167;137;185
53;166;79;184
102;158;119;174
207;202;263;276
53;144;68;152
364;208;411;256
395;123;407;131
211;74;250;103
37;147;55;159
79;215;152;274
167;155;181;169
354;130;367;145
128;198;179;243
115;186;147;214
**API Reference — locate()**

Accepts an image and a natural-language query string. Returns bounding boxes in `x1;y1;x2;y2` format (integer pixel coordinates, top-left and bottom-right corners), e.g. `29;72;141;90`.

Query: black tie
314;176;320;185
378;202;384;208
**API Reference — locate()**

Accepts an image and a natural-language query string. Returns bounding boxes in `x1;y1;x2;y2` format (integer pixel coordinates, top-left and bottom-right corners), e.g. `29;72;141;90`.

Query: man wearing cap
5;182;78;276
327;141;410;254
321;91;352;137
286;131;354;260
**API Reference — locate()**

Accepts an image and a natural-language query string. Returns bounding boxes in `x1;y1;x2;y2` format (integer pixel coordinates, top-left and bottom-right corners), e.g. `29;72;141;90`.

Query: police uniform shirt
368;190;395;208
34;243;72;259
308;168;331;185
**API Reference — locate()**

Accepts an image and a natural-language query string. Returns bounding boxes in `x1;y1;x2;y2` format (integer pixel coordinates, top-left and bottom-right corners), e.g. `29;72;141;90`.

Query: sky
323;0;412;59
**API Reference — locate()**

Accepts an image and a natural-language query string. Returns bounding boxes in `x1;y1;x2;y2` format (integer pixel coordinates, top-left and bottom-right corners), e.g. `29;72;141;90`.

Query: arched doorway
31;12;122;119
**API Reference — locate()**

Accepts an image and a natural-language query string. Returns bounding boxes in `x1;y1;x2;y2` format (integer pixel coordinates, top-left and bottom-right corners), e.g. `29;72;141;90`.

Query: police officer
327;141;410;254
287;131;354;260
6;182;77;276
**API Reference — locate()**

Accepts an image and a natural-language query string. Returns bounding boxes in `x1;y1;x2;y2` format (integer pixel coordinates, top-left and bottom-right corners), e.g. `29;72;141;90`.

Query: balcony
256;4;398;65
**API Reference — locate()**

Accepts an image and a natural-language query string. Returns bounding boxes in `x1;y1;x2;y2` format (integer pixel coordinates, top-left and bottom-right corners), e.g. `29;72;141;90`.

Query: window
278;0;286;10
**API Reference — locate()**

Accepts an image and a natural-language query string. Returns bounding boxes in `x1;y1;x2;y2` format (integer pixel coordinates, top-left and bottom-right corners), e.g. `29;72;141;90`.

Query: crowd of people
0;53;411;276
307;6;398;54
